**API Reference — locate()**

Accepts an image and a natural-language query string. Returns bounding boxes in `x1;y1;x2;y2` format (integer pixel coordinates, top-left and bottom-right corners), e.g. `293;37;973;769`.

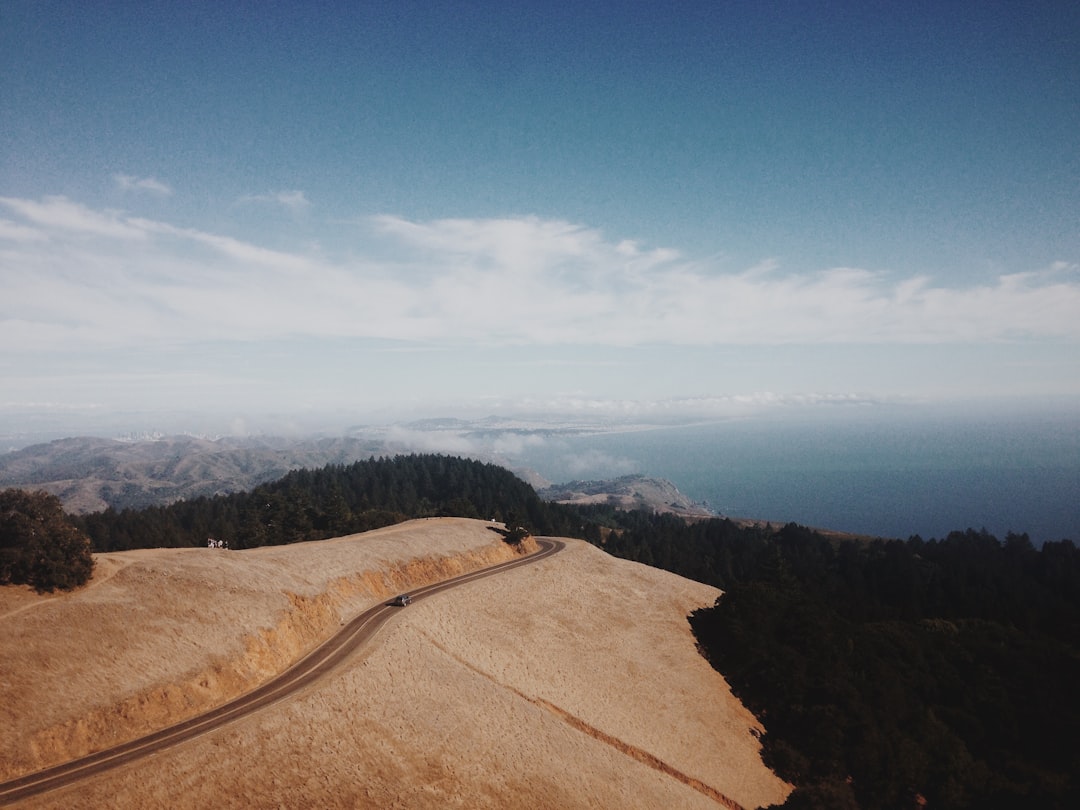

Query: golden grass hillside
0;518;790;809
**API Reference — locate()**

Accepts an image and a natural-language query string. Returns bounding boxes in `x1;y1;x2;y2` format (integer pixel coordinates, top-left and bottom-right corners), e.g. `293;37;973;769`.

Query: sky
2;0;1079;436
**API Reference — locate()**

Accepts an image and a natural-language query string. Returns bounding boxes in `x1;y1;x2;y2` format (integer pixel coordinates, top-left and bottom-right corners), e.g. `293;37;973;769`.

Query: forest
3;453;1078;807
73;454;582;552
600;515;1080;808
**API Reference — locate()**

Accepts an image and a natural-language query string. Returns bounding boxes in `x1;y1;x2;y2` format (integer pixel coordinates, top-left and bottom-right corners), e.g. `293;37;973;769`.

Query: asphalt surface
0;537;564;805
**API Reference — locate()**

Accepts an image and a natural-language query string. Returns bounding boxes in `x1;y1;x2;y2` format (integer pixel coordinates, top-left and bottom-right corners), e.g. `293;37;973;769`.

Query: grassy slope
1;518;789;809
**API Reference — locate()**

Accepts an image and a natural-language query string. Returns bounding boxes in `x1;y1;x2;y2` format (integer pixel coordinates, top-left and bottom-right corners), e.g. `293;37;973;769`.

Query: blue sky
2;0;1079;434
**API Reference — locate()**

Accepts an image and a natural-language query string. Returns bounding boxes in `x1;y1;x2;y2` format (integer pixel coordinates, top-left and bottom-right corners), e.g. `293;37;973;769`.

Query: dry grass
0;518;790;809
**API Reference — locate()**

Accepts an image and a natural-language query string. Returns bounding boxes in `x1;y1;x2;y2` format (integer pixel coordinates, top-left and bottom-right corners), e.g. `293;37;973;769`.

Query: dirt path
0;556;134;621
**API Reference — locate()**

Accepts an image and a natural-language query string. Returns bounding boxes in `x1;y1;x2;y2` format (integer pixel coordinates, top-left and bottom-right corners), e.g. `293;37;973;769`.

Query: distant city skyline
3;1;1078;434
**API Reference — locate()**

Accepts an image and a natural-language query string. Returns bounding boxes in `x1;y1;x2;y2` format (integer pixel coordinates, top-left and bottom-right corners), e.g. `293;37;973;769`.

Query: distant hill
536;474;886;543
0;435;387;514
0;436;717;526
536;474;715;518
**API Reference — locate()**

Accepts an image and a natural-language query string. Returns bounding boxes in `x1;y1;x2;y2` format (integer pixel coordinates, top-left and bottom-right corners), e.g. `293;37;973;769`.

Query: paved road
0;537;564;805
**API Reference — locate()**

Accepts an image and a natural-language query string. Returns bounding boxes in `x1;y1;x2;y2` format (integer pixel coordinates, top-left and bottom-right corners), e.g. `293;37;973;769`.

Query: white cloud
0;218;45;242
128;217;315;272
507;392;879;418
382;426;480;455
114;174;173;196
1;195;1079;354
236;190;311;212
560;448;639;478
0;195;146;240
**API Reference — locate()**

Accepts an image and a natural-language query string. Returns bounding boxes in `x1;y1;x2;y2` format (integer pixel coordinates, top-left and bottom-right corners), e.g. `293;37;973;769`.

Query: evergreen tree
0;489;94;591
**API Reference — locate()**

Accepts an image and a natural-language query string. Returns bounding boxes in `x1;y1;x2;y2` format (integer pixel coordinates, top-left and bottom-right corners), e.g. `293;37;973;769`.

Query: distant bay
515;404;1080;544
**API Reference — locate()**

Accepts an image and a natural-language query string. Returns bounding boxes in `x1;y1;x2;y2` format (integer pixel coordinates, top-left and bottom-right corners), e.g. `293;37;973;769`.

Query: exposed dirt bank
0;519;531;780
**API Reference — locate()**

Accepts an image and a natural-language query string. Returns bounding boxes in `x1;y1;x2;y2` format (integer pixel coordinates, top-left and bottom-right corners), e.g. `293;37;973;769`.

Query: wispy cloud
1;195;1079;353
505;392;880;418
0;195;146;240
114;174;173;196
235;190;311;212
0;218;46;242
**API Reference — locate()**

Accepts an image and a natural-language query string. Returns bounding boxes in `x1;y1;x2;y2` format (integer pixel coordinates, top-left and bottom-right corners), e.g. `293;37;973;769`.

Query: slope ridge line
420;632;744;809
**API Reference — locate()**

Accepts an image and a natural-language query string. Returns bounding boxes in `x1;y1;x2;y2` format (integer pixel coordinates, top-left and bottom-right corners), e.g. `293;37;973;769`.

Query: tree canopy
74;454;580;552
0;489;95;592
609;519;1080;809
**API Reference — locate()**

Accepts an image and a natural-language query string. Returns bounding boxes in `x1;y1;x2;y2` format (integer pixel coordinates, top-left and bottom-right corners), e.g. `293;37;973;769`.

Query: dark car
390;594;413;607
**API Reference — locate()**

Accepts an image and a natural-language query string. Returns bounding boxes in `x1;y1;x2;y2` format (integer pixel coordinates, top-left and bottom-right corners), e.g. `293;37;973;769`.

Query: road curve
0;537;564;805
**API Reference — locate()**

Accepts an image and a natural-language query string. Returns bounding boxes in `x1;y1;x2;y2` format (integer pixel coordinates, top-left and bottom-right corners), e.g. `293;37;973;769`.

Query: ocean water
514;404;1080;544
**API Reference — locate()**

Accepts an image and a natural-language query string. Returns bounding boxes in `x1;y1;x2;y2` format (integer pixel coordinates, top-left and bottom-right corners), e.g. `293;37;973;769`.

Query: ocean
513;403;1080;544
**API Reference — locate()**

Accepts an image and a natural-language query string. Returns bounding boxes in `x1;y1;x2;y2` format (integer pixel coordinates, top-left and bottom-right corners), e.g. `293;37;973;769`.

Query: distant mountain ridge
0;436;712;522
0;435;387;514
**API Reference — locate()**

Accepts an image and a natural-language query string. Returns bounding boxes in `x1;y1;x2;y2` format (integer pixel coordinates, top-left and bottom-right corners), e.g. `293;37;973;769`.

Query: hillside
0;518;790;809
537;474;715;518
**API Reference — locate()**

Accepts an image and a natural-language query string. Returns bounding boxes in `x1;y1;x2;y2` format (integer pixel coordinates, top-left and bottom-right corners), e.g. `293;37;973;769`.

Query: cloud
506;392;880;419
0;218;45;242
128;217;315;272
236;190;311;212
1;195;1079;354
114;174;173;196
559;448;639;478
0;195;146;240
382;426;481;456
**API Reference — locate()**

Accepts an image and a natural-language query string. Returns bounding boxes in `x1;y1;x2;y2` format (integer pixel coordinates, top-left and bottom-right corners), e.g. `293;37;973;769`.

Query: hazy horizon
3;400;1077;545
4;390;1079;447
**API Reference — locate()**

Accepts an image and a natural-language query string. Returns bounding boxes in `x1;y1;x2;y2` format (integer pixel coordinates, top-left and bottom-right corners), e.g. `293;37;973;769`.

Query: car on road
390;594;412;607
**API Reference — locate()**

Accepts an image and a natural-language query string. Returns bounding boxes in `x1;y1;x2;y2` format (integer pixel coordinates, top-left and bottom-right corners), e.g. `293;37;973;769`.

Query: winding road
0;537;564;805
